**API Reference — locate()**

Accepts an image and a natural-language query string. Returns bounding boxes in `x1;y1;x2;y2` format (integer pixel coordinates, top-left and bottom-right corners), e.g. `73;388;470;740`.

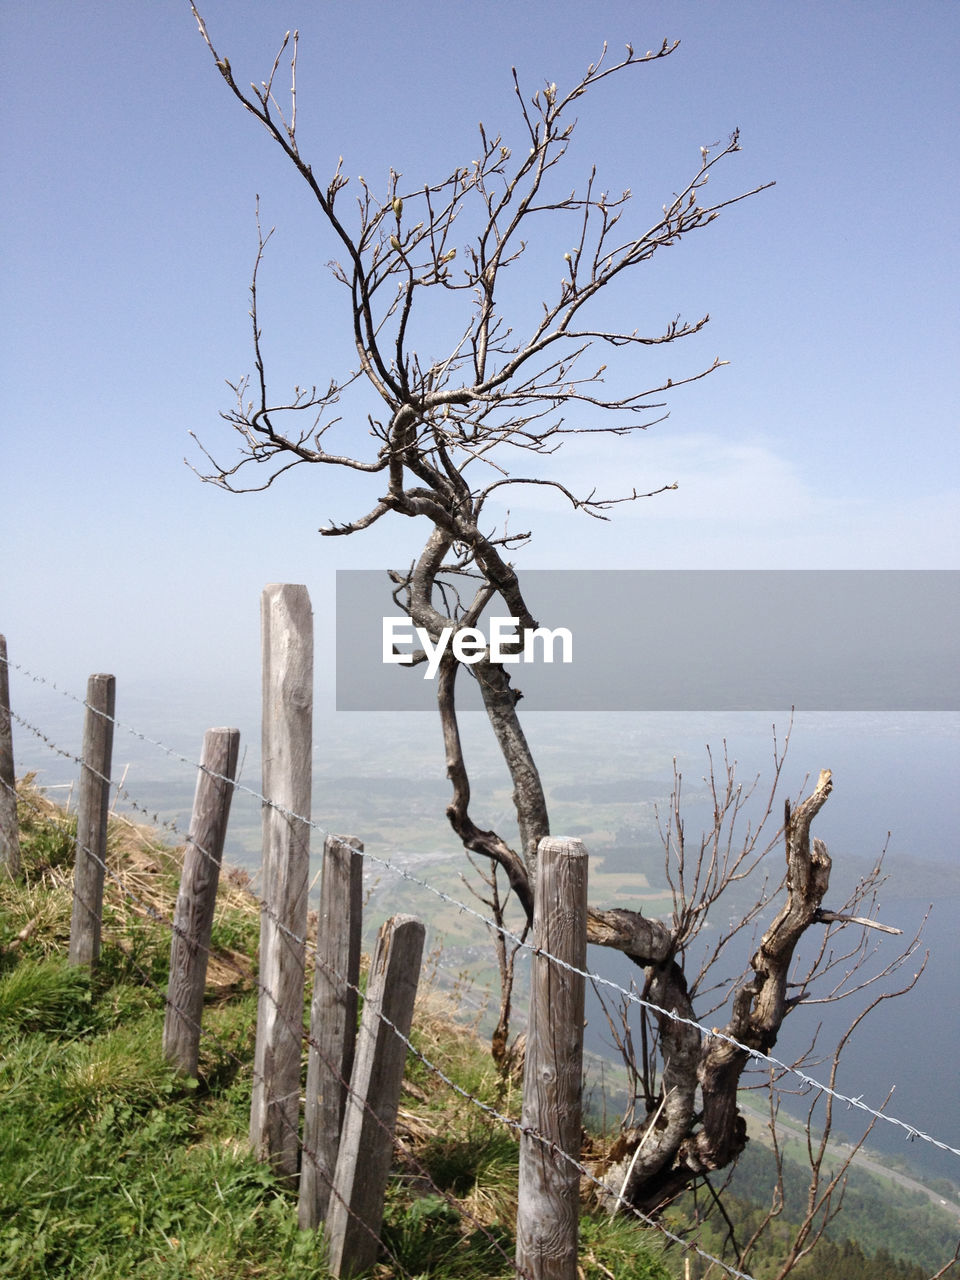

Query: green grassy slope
0;781;673;1279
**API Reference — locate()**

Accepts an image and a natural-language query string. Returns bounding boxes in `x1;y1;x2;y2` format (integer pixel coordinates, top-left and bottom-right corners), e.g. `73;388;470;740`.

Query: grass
0;778;677;1280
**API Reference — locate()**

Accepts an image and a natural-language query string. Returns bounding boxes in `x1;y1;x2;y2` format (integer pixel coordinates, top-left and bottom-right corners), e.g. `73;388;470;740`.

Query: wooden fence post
68;674;116;967
299;833;364;1230
516;837;589;1280
250;584;313;1181
324;913;426;1279
0;635;20;878
163;727;241;1077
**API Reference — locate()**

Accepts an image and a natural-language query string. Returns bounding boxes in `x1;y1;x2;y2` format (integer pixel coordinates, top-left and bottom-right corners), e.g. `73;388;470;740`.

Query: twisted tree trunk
597;770;835;1214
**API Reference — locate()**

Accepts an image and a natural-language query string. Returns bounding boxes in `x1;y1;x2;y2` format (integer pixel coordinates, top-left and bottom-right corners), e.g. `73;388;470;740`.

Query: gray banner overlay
335;570;959;712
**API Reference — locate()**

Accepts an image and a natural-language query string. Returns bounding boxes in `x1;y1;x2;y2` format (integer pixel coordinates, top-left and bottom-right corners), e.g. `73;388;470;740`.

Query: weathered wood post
324;913;426;1278
516;837;589;1280
250;584;313;1181
0;635;20;878
163;726;241;1076
299;833;364;1230
68;674;116;967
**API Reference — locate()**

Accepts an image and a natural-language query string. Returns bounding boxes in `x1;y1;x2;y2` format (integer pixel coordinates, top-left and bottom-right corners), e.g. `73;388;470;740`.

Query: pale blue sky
2;0;958;693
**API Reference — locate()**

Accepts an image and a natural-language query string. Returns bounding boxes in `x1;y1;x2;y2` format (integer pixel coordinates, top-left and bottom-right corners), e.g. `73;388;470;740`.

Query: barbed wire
6;768;763;1279
6;658;956;1164
10;771;760;1280
3;747;759;1279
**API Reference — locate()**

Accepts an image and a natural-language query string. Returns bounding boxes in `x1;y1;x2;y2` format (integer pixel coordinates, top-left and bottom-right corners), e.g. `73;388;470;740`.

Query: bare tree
188;8;923;1223
591;755;923;1219
607;745;929;1267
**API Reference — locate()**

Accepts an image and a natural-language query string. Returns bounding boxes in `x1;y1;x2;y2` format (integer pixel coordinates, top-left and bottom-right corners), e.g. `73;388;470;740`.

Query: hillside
1;779;957;1279
0;779;673;1279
